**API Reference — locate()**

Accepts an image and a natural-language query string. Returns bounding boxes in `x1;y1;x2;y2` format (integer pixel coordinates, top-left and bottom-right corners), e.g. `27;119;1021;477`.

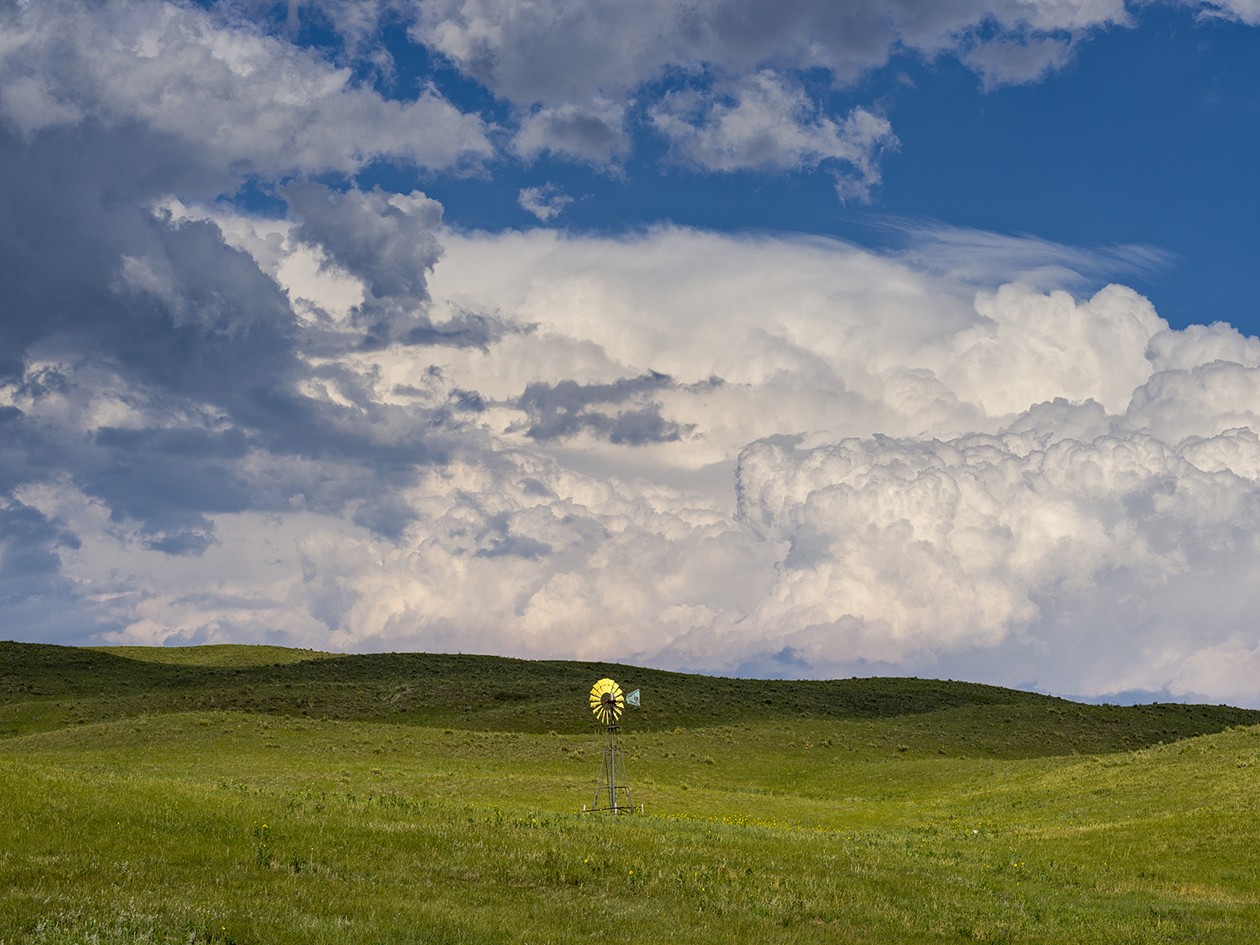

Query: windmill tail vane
584;677;643;815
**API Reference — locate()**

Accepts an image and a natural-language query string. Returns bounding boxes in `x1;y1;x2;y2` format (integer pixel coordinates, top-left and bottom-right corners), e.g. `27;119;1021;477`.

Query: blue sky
342;1;1260;332
4;0;1260;705
878;6;1260;333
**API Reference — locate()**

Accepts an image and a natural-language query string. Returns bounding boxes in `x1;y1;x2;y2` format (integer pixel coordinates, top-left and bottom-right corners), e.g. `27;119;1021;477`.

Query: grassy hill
3;642;1260;943
5;641;1255;753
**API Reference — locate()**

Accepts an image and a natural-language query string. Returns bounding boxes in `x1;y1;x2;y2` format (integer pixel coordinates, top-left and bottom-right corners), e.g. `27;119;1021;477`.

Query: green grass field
3;642;1259;943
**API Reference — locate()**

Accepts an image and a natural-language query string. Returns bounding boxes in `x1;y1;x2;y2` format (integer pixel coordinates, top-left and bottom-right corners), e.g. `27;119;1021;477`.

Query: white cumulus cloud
408;0;1132;168
518;184;575;222
1194;0;1260;25
5;0;1260;709
651;71;896;194
12;213;1260;704
0;0;492;175
735;426;1260;696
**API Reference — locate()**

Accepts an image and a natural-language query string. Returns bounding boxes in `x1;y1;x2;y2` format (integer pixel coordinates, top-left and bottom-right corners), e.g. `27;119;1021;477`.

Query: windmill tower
585;678;641;814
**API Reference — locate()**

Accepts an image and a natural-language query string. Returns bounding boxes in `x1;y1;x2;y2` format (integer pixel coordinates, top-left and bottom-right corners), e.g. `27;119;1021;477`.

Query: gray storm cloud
285;185;444;304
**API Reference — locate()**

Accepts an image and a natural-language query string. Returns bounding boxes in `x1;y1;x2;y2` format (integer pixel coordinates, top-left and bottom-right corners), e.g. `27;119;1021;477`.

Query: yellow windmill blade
589;678;624;725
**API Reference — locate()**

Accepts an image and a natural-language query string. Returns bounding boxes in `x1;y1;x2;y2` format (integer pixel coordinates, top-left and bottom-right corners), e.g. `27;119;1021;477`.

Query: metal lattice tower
584;678;641;814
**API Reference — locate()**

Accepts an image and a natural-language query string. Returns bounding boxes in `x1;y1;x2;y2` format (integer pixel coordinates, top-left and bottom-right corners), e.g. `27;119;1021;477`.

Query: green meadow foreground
3;644;1260;943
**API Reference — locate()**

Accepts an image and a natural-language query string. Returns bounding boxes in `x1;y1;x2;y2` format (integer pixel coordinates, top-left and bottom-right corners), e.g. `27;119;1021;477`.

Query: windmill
584;678;641;814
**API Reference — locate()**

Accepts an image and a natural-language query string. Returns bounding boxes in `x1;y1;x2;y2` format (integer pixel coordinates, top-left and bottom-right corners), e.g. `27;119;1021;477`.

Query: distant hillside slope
89;644;333;666
3;642;1258;755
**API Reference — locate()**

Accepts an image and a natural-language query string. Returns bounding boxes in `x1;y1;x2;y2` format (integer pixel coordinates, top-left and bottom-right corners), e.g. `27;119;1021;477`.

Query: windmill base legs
585;725;638;814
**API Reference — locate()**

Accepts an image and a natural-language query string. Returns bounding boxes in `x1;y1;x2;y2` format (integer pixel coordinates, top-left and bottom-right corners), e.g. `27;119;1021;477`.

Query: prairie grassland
2;645;1259;943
